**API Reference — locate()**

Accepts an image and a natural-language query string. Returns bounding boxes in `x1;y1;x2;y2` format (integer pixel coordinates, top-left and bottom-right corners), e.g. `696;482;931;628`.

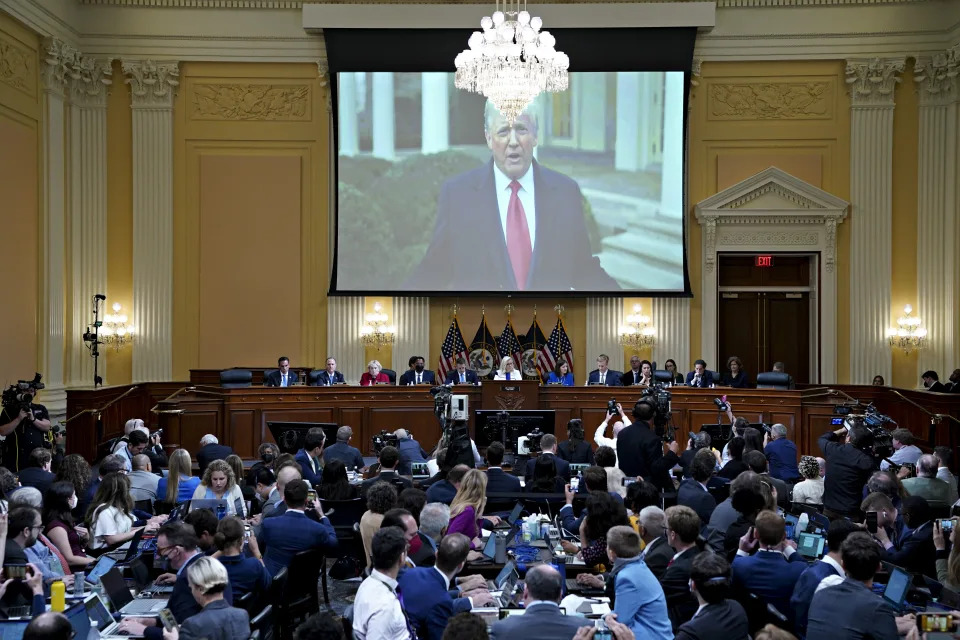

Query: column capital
42;38;113;105
122;60;180;108
845;57;905;107
915;47;960;107
42;38;78;98
690;57;702;88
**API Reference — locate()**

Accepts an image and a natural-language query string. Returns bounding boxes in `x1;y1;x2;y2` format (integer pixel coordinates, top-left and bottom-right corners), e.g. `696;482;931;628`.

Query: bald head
612;421;626;437
277;465;302;492
917;454;939;478
132;454;151;472
25;612;73;640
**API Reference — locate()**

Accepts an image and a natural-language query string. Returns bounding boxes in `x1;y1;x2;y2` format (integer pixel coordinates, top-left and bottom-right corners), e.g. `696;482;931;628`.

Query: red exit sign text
755;255;774;268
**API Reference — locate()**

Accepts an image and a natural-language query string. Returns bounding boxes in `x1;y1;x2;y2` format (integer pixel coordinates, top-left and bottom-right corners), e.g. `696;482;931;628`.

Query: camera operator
617;399;664;480
0;383;53;473
113;419;167;471
596;403;631;465
818;421;877;519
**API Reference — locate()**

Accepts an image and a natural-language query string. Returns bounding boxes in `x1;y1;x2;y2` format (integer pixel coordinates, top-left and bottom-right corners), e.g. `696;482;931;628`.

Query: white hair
419;503;451;540
394;429;409;440
367;360;381;371
497;356;516;376
771;424;788;439
125;418;145;436
9;487;43;509
638;506;666;537
200;434;218;446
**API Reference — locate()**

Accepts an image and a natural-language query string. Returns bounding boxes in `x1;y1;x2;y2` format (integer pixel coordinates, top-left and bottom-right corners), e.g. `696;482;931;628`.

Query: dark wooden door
718;292;762;383
718;292;810;384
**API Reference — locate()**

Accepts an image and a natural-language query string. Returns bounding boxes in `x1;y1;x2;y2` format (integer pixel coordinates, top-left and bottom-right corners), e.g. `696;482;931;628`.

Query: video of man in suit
334;71;686;293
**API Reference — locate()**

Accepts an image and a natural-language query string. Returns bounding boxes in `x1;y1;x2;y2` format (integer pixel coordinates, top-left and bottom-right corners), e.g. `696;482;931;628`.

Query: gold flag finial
504;304;515;316
554;304;565;316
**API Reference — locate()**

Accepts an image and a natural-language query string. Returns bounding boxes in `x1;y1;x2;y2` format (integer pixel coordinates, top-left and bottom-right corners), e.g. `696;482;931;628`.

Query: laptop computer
65;600;91;640
883;566;913;613
86;592;130;637
105;528;145;563
486;560;517;592
188;499;228;514
411;462;430;478
494;503;524;530
797;532;826;559
0;621;30;639
101;567;167;616
86;555;118;585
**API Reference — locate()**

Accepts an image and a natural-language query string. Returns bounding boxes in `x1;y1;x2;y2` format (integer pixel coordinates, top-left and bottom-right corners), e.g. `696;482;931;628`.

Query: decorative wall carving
190;83;309;120
122;60;180;107
0;33;36;95
845;58;905;106
720;183;822;210
716;231;820;246
708;82;829;120
915;46;960;107
42;38;112;104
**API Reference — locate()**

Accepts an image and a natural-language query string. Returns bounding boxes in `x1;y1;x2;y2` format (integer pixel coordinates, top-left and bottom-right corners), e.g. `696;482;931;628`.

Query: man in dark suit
404;103;618;293
677;449;718;527
444;357;479;385
322;425;366;471
790;519;858;635
523;434;570;482
947;368;960;393
398;533;495;640
489;565;591;640
806;532;900;640
661;506;702;630
395;429;429;476
922;369;947;392
616;399;663;479
360;446;413;496
731;511;808;621
685;360;715;388
295;427;326;488
196;434;232;477
17;447;55;494
312;357;345;386
743;450;789;510
425;464;468;505
484;442;521;493
638;506;673;580
874;494;936;579
260;479;337;577
398;356;435;386
264;356;296;387
587;354;622;386
676;553;749;640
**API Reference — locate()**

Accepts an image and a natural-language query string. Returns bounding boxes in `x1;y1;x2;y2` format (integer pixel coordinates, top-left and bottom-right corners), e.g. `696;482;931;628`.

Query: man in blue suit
790;519;859;635
425;464;468;505
444;357;479;385
677;449;718;528
606;525;673;639
806;532;900;640
322;426;366;472
313;357;345;386
260;479;338;577
586;354;622;386
685;360;715;388
404;102;618;293
295;427;326;488
398;533;496;640
484;442;521;493
523;434;570;482
398;356;436;386
489;565;592;640
395;429;429;476
731;511;808;621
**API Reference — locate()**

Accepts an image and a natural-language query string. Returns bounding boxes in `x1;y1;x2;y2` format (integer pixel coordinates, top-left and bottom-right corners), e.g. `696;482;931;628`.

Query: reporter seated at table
488;565;592;640
444;357;479;385
213;516;270;601
526;455;565;494
360;360;391;386
317;459;359;501
447;469;501;550
43;480;96;570
260;479;337;577
545;359;574;386
192;459;246;517
493;356;522;381
158;448;202;505
172;556;251;640
484;442;521;493
360;446;413;496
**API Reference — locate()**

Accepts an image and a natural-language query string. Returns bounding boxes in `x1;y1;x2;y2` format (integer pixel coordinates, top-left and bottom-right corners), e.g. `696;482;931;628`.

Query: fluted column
393;297;430;366
421;74;448;154
915;51;959;378
122;61;178;383
652;298;691;373
327;296;366;383
67;47;113;388
585;298;622;379
846;58;903;384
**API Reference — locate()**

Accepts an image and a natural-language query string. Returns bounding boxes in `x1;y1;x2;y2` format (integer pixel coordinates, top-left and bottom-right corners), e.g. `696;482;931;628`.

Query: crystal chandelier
360;302;396;350
454;0;569;124
100;302;136;351
618;304;657;351
886;304;927;354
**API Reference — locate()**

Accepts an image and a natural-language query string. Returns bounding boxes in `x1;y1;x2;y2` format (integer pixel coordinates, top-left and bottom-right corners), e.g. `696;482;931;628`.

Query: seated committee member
444;357;479;385
489;565;592;639
545;359;574;386
399;356;435;386
264;356;297;387
587;354;622;386
721;356;749;388
403;101;619;292
360;360;390;386
494;356;522;381
621;356;653;387
686;360;715;388
313;357;345;386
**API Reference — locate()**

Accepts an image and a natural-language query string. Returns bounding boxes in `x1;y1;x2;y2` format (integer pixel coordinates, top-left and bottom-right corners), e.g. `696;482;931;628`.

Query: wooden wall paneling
341;408;365;450
228;410;256;458
179;410;222;455
369;407;443;456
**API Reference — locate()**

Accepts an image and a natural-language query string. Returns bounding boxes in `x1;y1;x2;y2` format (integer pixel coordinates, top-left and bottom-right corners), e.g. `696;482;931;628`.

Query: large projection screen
326;28;695;296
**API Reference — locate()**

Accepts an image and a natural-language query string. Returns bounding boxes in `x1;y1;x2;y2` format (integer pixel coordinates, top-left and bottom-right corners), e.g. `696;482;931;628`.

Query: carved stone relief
190;83;310;120
0;34;36;96
709;82;830;120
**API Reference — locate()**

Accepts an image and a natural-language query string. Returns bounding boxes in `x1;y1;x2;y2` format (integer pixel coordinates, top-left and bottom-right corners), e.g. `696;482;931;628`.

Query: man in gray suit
489;565;591;640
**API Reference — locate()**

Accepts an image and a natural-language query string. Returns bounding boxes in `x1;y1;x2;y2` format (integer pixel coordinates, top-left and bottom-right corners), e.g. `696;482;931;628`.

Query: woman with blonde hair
192;459;246;516
360;360;390;386
494;356;520;381
446;469;500;548
157;449;201;504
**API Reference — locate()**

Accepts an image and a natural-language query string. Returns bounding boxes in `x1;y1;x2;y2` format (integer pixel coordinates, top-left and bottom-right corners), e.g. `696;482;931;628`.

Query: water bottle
74;572;86;597
216;502;226;520
495;532;508;564
797;513;810;539
51;580;66;612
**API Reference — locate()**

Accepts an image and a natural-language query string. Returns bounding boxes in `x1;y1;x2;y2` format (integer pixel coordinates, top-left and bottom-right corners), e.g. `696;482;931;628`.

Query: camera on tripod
1;373;44;414
372;430;399;453
522;427;546;454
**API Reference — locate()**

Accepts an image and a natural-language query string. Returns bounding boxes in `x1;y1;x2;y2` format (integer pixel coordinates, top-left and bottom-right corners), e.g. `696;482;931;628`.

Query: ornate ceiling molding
845;57;905;106
75;0;941;5
122;59;180;107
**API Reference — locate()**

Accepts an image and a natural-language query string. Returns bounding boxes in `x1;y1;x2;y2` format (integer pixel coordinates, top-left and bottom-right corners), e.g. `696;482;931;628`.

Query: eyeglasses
156;544;179;557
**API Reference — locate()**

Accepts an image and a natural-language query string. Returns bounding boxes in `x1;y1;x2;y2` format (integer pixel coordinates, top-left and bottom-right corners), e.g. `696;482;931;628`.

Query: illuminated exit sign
755;255;774;268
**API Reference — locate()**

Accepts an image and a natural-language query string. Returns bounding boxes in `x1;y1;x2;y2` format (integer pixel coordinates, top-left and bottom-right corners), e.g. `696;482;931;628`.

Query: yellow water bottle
51;580;66;612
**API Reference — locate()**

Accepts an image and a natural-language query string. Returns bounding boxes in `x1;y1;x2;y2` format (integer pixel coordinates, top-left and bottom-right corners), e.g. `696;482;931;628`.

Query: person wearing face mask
399;356;436;386
42;481;96;571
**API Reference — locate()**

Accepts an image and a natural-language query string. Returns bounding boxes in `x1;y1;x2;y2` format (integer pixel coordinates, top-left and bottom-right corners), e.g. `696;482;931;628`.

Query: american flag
438;317;469;382
540;316;575;375
497;320;523;370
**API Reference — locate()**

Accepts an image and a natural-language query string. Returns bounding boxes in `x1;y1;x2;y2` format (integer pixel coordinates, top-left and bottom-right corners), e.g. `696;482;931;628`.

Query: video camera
371;430;399;453
524;427;546;454
640;383;674;442
835;403;895;461
1;373;44;414
430;385;453;422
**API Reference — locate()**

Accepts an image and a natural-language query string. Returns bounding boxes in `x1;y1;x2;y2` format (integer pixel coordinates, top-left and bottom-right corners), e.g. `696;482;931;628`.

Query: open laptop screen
883;567;912;610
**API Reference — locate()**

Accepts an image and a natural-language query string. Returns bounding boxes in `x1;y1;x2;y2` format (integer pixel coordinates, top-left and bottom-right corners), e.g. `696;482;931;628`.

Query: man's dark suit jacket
489;602;591;640
685;371;716;388
17;466;55;494
928;381;947;392
408;532;437;568
674;599;749;640
424;479;457;504
882;520;936;579
397;566;471;640
790;559;842;634
444;369;479;385
486;468;522;493
295;448;322;487
322;442;366;471
312;370;345;386
642;536;675;580
197;442;233;477
177;600;250;640
806;578;899;640
360;470;412;496
260;510;337;577
524;452;570;482
661;546;700;630
587;369;623;386
263;369;297;387
397;438;429;476
616;421;663;479
143;552;234;640
405;160;618;292
398;369;436;386
731;550;808;621
677;478;717;527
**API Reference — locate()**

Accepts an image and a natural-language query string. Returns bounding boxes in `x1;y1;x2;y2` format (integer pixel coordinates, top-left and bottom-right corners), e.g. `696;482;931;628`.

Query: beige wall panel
717;153;822;191
197;154;302;368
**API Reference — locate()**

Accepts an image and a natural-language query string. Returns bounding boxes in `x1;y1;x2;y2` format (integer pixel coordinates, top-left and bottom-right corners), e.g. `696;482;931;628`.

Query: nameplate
501;385;520;392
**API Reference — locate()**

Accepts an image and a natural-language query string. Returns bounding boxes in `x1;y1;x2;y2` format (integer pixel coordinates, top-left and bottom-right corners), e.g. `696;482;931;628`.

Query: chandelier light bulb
518;10;530;25
904;304;912;314
112;302;122;312
481;15;493;30
531;16;542;30
492;10;505;25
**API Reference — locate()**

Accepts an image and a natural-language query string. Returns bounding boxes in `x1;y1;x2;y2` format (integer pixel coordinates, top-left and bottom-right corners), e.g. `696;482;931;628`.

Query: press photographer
0;373;53;472
818;418;879;519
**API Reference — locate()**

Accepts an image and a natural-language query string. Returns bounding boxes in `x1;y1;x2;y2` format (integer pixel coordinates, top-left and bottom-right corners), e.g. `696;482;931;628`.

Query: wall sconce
618;304;656;350
100;302;136;351
360;301;396;350
886;304;927;354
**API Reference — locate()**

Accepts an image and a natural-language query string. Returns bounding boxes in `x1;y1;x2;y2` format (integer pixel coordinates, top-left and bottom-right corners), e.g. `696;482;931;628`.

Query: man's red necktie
506;180;532;290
